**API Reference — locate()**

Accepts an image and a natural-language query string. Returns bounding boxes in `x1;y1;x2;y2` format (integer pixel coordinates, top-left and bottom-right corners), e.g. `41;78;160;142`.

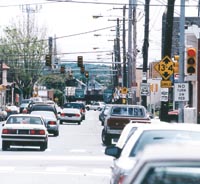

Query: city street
0;110;113;184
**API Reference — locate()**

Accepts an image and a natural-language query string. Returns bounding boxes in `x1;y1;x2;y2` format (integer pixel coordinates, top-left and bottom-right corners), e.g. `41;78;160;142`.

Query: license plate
18;130;29;134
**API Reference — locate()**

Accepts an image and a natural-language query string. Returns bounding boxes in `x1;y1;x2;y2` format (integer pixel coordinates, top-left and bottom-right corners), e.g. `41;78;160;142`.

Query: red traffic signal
186;48;196;75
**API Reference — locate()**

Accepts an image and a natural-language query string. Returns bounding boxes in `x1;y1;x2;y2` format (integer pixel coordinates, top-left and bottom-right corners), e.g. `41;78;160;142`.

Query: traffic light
173;55;179;74
60;65;65;73
45;54;52;67
80;66;85;74
77;56;83;67
186;47;196;75
85;71;89;78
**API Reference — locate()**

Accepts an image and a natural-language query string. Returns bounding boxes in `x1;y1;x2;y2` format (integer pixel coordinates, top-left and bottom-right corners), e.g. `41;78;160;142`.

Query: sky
0;0;199;65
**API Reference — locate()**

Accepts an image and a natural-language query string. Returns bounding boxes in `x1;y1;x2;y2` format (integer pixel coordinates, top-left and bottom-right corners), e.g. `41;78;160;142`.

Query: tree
39;74;66;92
0;11;48;99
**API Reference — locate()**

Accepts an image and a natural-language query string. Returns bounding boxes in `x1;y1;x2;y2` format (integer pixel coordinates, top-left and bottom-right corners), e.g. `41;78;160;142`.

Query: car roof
120;123;200;157
124;142;200;184
8;114;43;118
137;142;200;161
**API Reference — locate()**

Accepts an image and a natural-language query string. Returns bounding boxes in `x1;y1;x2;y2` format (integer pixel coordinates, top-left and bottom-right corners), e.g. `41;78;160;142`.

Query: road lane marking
0;166;111;177
0;155;113;161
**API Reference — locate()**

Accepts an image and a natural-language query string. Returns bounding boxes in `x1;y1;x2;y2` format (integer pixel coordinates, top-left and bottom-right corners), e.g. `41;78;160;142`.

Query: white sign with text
174;83;189;101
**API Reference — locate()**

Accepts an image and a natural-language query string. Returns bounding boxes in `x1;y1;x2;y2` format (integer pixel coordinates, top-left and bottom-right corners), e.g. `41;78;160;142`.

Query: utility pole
116;18;121;87
123;5;127;88
160;0;175;122
127;0;137;104
141;0;150;108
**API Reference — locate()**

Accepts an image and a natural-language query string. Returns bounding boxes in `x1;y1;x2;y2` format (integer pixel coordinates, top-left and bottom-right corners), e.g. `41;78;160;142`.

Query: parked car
86;101;105;111
1;114;48;151
30;111;59;136
62;102;85;120
105;123;200;184
123;142;200;184
60;108;82;125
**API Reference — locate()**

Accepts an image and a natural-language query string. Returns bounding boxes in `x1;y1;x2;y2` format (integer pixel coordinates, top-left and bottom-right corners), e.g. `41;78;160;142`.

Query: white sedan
60;108;82;125
1;114;48;151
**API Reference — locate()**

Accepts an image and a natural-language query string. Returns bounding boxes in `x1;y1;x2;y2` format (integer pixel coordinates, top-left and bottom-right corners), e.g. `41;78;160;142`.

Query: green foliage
39;74;66;92
0;13;48;99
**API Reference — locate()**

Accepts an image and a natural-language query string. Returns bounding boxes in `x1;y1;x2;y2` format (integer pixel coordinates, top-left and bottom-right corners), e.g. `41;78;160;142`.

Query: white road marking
69;149;86;153
0;155;113;161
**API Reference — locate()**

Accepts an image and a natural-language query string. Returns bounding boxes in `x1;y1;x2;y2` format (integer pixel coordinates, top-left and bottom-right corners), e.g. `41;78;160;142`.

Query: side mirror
105;146;122;159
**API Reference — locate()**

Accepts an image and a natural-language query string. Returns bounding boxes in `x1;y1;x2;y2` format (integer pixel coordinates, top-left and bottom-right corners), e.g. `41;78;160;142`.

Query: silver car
31;111;59;136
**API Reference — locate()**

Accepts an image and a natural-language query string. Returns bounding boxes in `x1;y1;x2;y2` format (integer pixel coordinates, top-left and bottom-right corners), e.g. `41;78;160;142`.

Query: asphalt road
0;110;113;184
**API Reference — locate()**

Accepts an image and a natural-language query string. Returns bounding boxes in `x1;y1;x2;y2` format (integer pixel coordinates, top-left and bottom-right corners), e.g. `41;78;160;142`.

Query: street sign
140;83;150;96
160;88;169;101
174;83;189;101
121;87;128;94
154;56;174;80
161;80;172;88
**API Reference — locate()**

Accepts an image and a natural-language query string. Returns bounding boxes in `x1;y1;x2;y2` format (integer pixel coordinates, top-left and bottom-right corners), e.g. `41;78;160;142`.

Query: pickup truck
101;104;151;146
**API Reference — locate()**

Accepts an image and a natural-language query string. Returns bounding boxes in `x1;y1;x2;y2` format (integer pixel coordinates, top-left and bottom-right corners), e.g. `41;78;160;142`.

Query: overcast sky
0;0;199;65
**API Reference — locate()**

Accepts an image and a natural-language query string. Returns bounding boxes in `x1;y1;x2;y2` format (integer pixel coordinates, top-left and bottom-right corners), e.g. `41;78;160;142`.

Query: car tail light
118;175;126;184
30;130;45;135
75;114;80;117
61;113;65;117
2;129;17;134
48;121;56;125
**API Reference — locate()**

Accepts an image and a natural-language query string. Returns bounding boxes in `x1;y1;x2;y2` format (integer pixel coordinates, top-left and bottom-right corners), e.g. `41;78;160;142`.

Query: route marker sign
154;56;174;80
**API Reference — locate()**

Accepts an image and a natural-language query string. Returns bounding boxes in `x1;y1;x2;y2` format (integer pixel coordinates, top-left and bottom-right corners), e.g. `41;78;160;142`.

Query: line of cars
1;99;88;151
104;120;200;184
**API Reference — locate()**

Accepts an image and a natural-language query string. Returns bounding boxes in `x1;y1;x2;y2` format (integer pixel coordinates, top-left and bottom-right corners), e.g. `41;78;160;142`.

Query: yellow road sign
121;87;128;94
161;80;172;88
154;56;174;80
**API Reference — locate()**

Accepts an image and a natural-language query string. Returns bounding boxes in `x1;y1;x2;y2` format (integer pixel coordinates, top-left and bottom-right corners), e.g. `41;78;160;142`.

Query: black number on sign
158;64;166;71
168;64;173;71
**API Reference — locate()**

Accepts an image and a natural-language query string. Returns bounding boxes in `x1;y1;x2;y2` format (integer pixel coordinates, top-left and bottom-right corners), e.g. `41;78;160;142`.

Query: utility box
184;107;197;123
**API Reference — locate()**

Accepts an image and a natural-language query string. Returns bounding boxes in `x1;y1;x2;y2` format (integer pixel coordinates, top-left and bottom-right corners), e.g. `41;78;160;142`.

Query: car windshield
130;130;200;157
142;166;200;184
6;116;43;125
